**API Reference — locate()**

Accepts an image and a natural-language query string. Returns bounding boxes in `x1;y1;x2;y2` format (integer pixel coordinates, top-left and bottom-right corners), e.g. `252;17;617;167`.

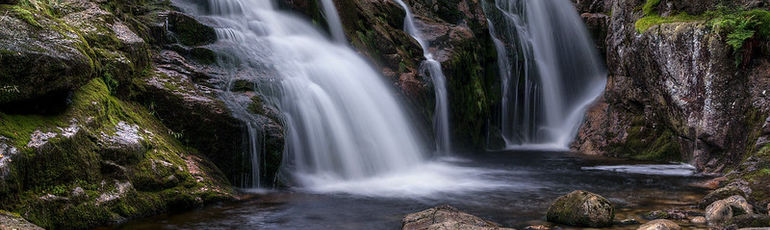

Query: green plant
642;0;661;16
709;9;770;66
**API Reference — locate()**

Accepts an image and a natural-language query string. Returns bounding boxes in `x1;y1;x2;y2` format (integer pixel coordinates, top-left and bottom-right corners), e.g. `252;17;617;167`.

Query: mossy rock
700;186;747;209
0;12;95;104
546;190;615;227
168;12;216;47
0;79;234;229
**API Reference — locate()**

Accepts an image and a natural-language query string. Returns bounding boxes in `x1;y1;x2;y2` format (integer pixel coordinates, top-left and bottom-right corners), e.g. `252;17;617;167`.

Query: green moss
635;13;706;33
1;79;233;229
642;0;661;16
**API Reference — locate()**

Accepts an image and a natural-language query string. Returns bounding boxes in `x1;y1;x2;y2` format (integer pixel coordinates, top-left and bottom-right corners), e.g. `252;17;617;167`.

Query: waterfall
392;0;451;154
484;0;607;149
318;0;346;43
185;0;426;188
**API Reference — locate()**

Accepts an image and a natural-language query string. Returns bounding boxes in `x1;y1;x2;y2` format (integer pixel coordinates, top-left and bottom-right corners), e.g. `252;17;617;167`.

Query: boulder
167;12;217;47
0;13;94;104
706;200;734;225
402;205;513;230
700;186;748;209
723;195;755;216
637;219;681;230
690;216;707;225
546;190;615;227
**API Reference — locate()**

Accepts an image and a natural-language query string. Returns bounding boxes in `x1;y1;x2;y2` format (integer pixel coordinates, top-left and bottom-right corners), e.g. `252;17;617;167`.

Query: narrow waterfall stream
393;0;452;154
484;0;607;149
318;0;346;43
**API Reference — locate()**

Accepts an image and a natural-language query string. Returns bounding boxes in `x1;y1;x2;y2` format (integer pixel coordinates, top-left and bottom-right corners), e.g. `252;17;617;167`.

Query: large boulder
637;219;681;230
546;190;615;227
700;186;748;208
402;205;513;230
0;79;234;229
0;10;94;104
707;200;735;226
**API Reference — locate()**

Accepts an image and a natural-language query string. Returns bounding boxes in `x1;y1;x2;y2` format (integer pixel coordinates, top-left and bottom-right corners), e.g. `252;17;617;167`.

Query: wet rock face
637;219;681;230
401;205;513;230
572;0;770;173
546;190;615;227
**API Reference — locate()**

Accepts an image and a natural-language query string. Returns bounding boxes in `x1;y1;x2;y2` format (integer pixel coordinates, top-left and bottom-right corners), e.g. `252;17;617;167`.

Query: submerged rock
402;205;513;230
690;216;707;225
546;190;614;227
637;219;681;230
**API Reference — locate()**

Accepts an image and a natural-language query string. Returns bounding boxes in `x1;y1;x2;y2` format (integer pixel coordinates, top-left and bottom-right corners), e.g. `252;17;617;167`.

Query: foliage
642;0;661;16
709;9;770;66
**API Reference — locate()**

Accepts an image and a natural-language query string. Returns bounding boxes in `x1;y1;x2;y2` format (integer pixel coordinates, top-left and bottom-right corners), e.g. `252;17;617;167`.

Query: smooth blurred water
183;0;429;188
114;151;709;230
393;0;452;154
485;0;607;149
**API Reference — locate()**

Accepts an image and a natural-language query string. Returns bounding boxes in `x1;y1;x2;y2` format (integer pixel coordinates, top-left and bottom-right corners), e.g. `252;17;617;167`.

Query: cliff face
573;0;770;207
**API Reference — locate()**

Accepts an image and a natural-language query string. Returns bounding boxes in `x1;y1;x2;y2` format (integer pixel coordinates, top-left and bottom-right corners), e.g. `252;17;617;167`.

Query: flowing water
179;0;437;188
318;0;346;43
114;151;710;230
118;1;711;230
484;0;607;149
392;0;451;154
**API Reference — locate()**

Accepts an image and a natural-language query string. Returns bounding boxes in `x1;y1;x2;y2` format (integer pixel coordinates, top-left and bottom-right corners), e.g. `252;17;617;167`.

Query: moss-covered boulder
0;5;95;104
699;186;748;208
546;190;615;227
167;12;217;47
0;79;234;229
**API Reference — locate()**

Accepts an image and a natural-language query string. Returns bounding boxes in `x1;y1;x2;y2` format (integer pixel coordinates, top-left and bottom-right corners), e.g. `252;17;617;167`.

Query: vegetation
642;0;660;16
635;13;705;33
708;9;770;66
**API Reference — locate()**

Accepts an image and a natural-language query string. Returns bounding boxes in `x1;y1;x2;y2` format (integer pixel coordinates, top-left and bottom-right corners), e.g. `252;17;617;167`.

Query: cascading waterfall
318;0;346;43
186;0;427;188
392;0;451;154
484;0;607;149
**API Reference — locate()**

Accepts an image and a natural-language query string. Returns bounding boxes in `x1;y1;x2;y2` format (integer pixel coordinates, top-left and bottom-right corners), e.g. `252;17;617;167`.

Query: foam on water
581;164;697;176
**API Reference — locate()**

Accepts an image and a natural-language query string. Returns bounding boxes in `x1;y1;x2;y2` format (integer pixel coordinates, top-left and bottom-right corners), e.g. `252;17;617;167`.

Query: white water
392;0;451;154
484;0;607;149
582;164;697;176
318;0;346;43
178;0;492;193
